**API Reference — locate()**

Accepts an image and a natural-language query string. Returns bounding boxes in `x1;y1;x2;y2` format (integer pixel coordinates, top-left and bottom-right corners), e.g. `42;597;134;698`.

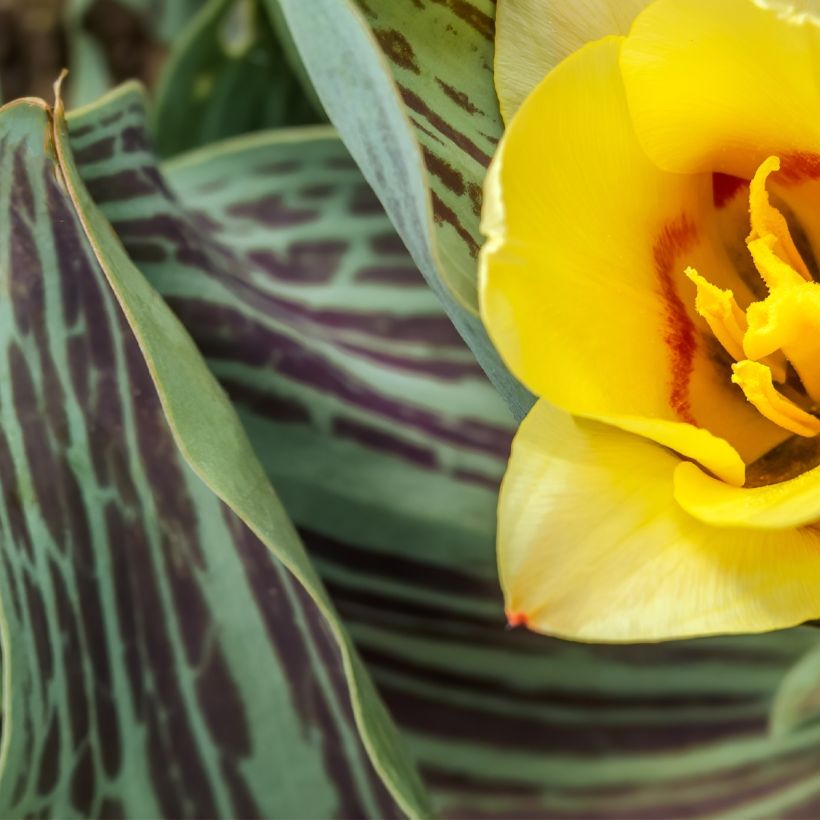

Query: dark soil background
0;0;166;101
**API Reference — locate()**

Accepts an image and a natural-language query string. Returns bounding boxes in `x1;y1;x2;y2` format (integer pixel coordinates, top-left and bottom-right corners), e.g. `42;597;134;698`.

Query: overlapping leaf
0;91;431;817
70;81;513;557
68;81;820;819
275;0;533;419
153;0;323;158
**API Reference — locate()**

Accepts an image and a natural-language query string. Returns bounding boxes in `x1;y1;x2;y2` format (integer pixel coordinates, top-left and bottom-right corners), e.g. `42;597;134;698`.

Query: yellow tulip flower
481;0;820;641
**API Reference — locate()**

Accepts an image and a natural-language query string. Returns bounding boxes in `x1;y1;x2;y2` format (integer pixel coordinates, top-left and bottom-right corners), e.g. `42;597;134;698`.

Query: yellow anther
686;266;787;381
747;234;806;292
744;282;820;400
748;156;812;281
686;268;747;360
731;360;820;438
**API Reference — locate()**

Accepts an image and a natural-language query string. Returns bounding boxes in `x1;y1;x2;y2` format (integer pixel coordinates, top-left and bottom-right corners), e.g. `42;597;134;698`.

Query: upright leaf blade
57;87;431;820
0;92;430;818
274;0;532;419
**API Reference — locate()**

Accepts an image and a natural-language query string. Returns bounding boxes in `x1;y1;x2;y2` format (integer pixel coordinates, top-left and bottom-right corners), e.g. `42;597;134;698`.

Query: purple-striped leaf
0;90;429;817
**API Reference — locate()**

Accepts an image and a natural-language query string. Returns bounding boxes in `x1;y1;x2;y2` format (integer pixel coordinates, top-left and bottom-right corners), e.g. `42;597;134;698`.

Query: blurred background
0;0;167;102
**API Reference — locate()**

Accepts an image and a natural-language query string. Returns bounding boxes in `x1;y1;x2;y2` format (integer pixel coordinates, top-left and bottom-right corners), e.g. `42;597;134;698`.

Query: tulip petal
480;36;785;485
494;0;652;122
674;451;820;530
500;400;820;642
621;0;820;178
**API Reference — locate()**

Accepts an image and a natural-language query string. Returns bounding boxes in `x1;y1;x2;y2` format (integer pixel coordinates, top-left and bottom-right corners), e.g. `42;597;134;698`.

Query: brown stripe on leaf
423;145;466;195
429;0;494;40
435;78;480;114
400;85;492;167
224;509;394;818
374;28;420;74
226;194;318;227
247;240;347;284
431;189;480;257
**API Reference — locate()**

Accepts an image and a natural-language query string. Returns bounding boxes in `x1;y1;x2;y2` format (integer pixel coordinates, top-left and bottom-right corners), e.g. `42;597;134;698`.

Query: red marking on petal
712;173;748;208
778;151;820;185
506;610;529;629
654;216;699;425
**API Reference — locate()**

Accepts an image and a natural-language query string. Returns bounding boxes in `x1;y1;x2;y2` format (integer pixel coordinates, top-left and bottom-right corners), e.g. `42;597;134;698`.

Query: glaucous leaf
71;79;513;566
275;0;533;419
0;89;430;817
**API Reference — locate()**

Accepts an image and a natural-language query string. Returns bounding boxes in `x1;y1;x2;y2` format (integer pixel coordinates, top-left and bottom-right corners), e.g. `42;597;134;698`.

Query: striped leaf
0;93;430;816
68;83;820;818
70;81;514;558
275;0;534;419
153;0;323;158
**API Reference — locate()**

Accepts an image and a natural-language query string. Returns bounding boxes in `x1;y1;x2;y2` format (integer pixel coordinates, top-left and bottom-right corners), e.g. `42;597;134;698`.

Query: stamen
744;282;820;400
685;268;747;361
686;266;787;381
731;360;820;437
747;234;805;292
748;156;813;281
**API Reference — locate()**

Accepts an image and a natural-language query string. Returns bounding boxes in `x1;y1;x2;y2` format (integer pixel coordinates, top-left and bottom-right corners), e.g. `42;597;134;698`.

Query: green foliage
3;2;820;819
276;0;533;419
0;88;429;818
153;0;324;158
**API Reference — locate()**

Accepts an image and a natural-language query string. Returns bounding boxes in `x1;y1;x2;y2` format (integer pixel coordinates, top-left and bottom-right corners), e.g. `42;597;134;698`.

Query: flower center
688;155;820;438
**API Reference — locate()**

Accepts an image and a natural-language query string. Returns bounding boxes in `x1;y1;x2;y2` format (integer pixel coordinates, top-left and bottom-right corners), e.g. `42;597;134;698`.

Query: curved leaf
59;85;431;820
0;90;430;817
71;81;514;558
274;0;533;419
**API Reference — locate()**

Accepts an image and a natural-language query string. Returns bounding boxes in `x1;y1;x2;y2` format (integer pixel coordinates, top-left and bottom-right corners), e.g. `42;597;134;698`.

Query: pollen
690;155;820;439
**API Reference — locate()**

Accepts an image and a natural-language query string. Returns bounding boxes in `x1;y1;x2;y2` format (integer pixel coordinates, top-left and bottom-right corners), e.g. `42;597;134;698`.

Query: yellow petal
500;400;820;642
674;457;820;530
621;0;820;178
494;0;652;122
480;36;785;485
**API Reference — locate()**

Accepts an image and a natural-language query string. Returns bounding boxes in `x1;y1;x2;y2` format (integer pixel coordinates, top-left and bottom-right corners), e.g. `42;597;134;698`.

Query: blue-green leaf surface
0;90;430;817
275;0;532;419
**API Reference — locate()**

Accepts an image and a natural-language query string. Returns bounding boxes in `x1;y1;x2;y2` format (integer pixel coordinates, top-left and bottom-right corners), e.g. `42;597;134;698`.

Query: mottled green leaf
68;82;820;820
275;0;533;419
153;0;323;159
71;79;513;568
0;91;431;817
